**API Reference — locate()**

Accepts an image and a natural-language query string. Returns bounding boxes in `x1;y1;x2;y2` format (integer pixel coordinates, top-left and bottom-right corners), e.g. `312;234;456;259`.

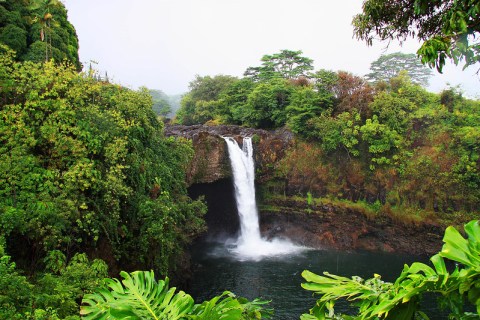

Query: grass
259;192;467;228
259;183;477;228
260;193;380;220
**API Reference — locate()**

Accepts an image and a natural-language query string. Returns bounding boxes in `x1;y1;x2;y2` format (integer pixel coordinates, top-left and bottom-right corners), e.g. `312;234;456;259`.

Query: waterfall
224;137;261;243
223;136;305;260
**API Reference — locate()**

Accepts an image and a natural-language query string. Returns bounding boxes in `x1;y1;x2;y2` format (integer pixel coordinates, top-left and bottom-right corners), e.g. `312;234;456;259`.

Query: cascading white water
224;137;261;242
223;136;305;260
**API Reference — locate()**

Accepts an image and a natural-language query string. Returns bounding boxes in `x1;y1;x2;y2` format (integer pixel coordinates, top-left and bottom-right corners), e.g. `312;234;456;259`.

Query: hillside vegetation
176;50;480;224
0;0;80;69
0;46;206;318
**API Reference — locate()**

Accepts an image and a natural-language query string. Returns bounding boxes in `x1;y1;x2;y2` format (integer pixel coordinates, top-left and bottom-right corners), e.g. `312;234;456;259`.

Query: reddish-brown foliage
333;71;375;117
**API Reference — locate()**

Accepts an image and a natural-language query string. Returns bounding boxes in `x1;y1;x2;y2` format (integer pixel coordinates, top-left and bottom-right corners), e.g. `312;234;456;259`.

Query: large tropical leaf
81;270;272;320
189;291;272;320
80;270;194;320
440;220;480;270
301;220;480;319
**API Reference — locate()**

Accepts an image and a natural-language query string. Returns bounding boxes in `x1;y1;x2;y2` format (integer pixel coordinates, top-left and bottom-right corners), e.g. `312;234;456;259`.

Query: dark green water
187;180;446;318
188;241;432;319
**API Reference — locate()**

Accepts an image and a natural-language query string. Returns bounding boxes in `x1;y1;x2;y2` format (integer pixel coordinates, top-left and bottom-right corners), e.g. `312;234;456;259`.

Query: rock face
187;177;444;256
259;198;444;256
165;125;294;185
167;124;444;257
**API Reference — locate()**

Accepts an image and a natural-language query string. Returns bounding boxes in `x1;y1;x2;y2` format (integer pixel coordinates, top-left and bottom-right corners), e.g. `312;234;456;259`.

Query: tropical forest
0;0;479;319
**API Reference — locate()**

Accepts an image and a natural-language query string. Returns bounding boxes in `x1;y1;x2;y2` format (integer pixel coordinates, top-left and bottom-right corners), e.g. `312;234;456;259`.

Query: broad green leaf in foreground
301;220;480;319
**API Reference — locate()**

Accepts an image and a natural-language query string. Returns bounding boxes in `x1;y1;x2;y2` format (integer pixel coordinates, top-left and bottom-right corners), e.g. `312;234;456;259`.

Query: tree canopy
244;49;314;81
0;47;206;282
148;89;172;117
0;0;80;69
353;0;480;72
176;48;480;219
0;1;479;314
366;52;433;86
176;74;237;125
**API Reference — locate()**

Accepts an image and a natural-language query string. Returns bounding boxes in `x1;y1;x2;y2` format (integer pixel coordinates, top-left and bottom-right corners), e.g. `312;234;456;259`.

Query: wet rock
259;198;444;256
165;125;294;185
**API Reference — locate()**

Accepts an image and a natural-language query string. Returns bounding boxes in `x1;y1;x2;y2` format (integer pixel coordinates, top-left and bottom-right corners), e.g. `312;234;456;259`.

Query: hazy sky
63;0;479;97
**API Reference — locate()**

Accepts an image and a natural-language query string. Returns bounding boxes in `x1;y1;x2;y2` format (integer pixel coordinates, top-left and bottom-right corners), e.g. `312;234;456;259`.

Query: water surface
189;241;429;319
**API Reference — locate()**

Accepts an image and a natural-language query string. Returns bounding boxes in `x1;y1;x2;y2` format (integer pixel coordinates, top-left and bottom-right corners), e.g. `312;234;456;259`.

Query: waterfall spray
223;136;305;260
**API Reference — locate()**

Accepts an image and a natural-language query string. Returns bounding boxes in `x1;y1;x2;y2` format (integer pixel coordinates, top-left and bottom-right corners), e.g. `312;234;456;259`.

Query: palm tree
29;0;61;61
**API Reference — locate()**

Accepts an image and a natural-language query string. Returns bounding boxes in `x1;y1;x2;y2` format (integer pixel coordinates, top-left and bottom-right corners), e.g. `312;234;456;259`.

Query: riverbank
188;179;446;257
258;195;444;256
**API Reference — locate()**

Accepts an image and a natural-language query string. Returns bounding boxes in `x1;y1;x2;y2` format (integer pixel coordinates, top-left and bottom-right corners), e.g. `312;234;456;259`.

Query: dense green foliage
244;49;314;81
81;270;272;319
175;51;330;129
278;76;479;219
177;50;479;222
0;48;206;318
1;238;108;319
176;74;237;125
1;1;478;316
352;0;480;72
0;0;80;69
301;220;480;319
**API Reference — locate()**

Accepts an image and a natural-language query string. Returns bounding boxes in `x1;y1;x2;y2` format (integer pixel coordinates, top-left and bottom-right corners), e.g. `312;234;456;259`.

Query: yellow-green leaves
0;51;206;278
441;221;480;270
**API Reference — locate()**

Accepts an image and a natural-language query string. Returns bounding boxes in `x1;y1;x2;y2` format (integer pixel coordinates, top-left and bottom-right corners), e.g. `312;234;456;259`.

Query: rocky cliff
167;124;444;256
259;197;443;256
165;125;294;185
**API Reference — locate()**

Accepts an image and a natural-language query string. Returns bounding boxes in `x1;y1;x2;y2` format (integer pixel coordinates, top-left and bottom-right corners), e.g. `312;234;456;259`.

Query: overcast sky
62;0;479;98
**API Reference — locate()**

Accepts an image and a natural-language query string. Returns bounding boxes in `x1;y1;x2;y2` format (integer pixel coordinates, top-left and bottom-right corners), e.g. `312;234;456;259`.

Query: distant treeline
149;89;182;119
